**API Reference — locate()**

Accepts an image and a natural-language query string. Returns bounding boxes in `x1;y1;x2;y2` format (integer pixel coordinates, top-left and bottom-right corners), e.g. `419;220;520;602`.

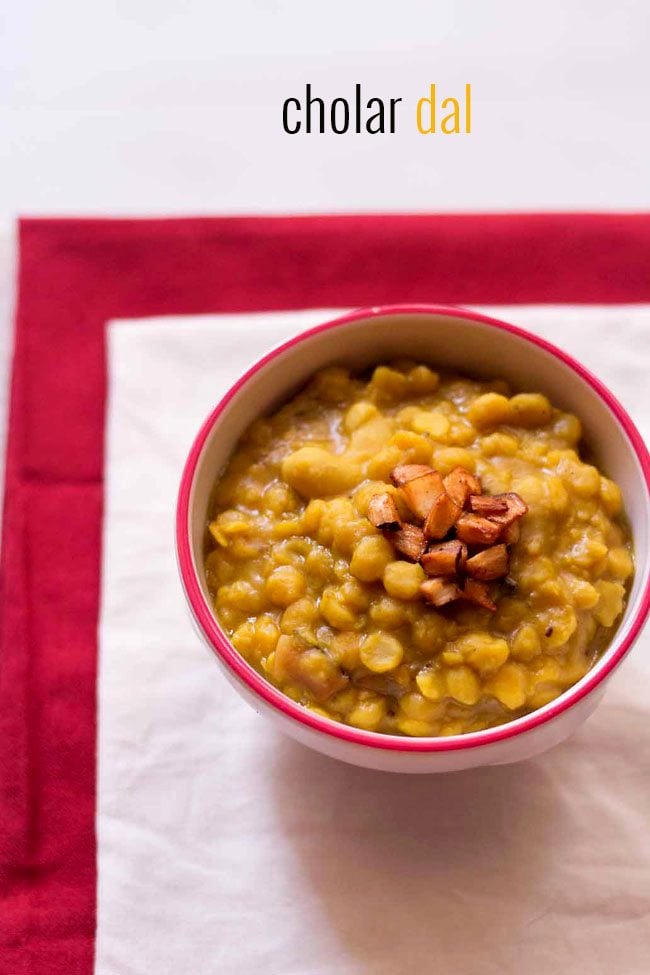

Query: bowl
176;305;650;773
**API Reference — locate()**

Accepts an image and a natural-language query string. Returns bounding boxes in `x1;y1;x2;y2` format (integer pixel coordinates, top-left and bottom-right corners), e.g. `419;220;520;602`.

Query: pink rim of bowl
176;304;650;753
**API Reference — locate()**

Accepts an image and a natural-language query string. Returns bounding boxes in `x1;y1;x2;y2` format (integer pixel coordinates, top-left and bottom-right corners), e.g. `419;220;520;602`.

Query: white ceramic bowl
176;306;650;773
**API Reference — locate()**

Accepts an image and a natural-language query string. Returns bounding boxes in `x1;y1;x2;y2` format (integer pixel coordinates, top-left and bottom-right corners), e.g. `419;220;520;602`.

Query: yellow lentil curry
204;362;633;737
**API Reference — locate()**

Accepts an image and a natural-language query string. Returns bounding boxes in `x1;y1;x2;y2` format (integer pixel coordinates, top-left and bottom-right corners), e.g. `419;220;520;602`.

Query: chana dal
204;362;633;737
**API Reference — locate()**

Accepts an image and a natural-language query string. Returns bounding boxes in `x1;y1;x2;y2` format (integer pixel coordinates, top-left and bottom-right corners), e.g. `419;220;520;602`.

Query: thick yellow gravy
204;362;633;737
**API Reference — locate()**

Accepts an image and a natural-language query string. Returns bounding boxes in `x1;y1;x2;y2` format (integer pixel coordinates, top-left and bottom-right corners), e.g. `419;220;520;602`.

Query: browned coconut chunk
465;544;510;581
384;462;526;613
421;540;468;576
402;470;445;521
273;634;349;702
367;492;401;531
488;492;529;527
461;578;497;612
423;491;462;540
443;467;482;508
390;523;427;562
467;494;509;516
390;463;434;487
420;577;461;607
455;513;502;545
500;520;521;545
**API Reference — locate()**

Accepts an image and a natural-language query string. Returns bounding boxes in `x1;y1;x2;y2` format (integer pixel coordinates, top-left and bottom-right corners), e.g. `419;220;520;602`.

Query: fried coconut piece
487;493;528;542
367;492;401;531
421;540;467;576
381;461;527;612
443;466;482;508
401;470;445;521
391;523;427;562
455;513;502;545
390;464;434;487
467;494;508;516
489;493;529;526
420;577;461;607
273;634;349;702
461;578;497;612
423;491;462;540
501;520;521;544
465;543;509;581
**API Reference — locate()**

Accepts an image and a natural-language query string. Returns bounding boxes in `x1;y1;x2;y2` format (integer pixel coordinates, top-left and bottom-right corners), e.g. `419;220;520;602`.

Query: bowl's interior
187;310;649;696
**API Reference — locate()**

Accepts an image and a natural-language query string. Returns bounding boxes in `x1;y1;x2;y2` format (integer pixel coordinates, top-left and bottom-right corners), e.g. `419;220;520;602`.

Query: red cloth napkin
2;214;650;974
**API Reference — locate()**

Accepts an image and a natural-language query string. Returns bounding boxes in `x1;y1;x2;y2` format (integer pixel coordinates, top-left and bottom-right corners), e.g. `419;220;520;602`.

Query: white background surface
1;0;650;482
97;307;650;975
3;0;650;218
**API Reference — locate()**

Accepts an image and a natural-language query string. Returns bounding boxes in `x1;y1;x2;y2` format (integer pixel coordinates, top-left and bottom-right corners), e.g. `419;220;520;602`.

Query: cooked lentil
204;362;633;736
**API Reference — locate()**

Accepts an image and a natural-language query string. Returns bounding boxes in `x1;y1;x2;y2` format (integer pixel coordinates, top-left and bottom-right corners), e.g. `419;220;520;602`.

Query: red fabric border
2;213;650;973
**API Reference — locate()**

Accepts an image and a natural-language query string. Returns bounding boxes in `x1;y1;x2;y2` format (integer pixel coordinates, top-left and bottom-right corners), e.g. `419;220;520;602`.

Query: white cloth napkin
97;307;650;975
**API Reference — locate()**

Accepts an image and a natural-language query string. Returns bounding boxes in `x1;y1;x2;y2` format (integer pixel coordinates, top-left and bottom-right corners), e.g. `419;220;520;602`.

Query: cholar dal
204;362;633;737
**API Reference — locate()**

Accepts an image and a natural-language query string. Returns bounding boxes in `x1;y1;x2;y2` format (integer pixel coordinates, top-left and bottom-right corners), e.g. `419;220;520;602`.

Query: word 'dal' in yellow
417;84;471;134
